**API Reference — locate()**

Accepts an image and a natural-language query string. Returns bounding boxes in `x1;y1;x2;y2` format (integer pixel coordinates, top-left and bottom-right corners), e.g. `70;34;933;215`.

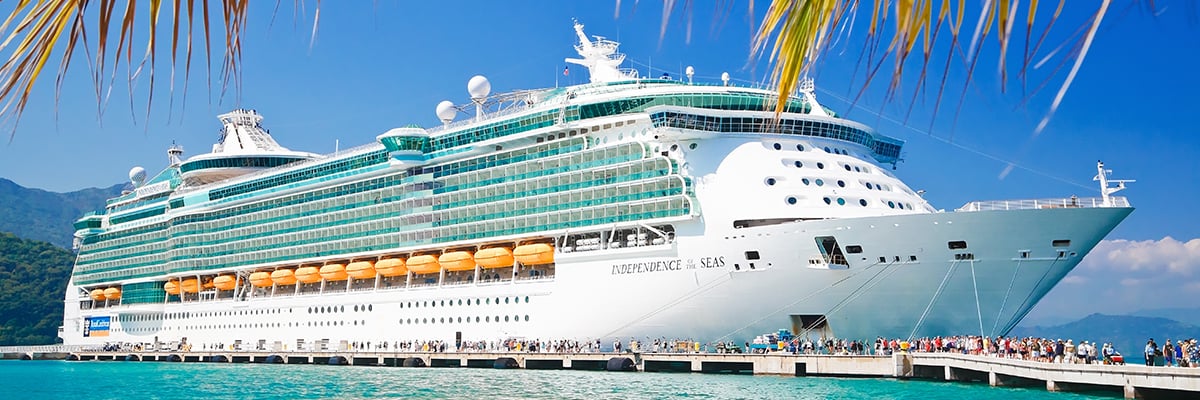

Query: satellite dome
467;75;491;101
129;166;147;186
436;100;456;123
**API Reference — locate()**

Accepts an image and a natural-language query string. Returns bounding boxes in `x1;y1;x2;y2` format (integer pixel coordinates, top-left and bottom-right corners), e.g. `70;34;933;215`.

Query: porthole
815;179;824;186
457;317;462;323
766;178;777;186
823;197;832;205
486;298;491;304
854;166;861;172
689;143;698;150
866;182;873;189
505;297;510;304
353;305;359;312
440;300;445;306
458;299;463;306
837;180;845;187
368;305;373;312
794;160;803;168
440;318;445;323
859;199;868;206
796;144;805;151
844;164;852;171
505;316;510;322
525;296;530;303
476;316;481;322
817;162;825;169
786;196;798;205
524;315;530;321
802;178;810;185
486;316;490;322
824;146;831;153
670;144;679;151
495;297;500;304
773;143;782;150
837;198;846;205
888;201;895;209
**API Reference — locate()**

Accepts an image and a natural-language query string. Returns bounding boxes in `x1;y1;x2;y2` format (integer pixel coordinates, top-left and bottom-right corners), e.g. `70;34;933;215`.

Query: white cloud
1079;237;1200;276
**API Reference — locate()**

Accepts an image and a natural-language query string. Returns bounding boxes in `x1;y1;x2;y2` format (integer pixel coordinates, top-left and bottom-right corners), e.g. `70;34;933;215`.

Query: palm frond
752;0;1115;133
0;0;260;135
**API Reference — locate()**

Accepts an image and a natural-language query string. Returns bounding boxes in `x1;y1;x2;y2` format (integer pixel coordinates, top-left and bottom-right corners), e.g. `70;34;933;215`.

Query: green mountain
0;232;76;345
1011;313;1199;362
0;178;124;249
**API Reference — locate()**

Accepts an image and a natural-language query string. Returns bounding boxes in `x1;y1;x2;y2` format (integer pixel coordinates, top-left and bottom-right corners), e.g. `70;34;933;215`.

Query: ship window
796;144;805;151
486;298;491;304
815;179;824;186
773;143;782;150
879;257;887;263
836;198;845;205
525;315;530;321
824;147;831;153
866;182;873;189
766;178;777;186
794;161;803;168
859;199;868;206
505;297;510;304
745;251;761;260
888;201;895;209
844;164;852;171
948;241;968;250
353;305;359;312
817;162;825;169
786;197;797;205
910;255;918;261
1052;240;1071;247
525;296;530;303
368;305;373;312
823;197;831;205
486;316;490;322
837;180;845;187
846;245;863;254
802;178;810;185
505;315;510;322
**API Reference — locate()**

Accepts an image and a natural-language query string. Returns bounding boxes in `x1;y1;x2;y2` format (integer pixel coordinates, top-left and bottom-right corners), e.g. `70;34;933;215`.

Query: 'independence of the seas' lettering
611;256;725;275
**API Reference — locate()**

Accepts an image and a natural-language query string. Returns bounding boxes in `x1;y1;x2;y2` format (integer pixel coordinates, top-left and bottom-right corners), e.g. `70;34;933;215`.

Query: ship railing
956;196;1129;212
172;141;385;196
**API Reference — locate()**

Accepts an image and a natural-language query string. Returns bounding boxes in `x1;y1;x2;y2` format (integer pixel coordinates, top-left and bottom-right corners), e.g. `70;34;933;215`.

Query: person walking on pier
1146;339;1158;366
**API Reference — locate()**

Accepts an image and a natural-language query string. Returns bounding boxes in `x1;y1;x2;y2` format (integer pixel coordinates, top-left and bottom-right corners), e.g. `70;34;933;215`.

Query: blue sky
0;1;1196;323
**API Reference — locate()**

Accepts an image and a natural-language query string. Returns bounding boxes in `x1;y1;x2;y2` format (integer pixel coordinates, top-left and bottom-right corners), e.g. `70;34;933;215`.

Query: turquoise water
0;360;1115;399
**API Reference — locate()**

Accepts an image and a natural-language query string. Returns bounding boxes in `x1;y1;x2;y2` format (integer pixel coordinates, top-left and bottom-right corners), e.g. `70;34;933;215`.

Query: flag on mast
563;66;569;76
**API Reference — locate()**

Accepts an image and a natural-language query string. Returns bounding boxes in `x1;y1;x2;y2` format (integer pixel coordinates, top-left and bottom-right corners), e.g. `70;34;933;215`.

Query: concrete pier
38;350;1200;399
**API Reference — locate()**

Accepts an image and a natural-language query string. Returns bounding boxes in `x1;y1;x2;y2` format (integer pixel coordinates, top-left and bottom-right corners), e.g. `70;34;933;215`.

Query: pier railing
956;196;1129;212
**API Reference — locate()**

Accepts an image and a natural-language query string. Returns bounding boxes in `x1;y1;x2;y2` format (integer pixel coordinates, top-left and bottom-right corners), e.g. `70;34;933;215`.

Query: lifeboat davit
439;251;476;271
375;258;407;276
89;289;106;301
320;264;349;281
213;275;239;290
270;269;298;285
103;287;122;300
180;278;201;293
250;272;274;287
295;266;322;283
347;261;376;279
406;255;440;274
514;243;555;265
475;247;514;268
164;280;181;295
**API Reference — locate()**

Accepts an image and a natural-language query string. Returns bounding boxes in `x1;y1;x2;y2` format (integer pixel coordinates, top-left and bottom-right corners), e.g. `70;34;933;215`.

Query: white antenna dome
129;166;147;187
685;66;695;84
721;72;730;86
467;75;491;101
436;101;457;124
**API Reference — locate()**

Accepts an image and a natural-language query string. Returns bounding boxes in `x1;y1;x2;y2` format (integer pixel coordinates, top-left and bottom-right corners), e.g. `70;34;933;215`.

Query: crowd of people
100;334;1200;368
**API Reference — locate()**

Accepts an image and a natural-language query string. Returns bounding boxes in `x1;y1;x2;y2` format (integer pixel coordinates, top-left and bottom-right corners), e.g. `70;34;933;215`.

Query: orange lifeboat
347;261;376;279
295;266;322;283
270;269;297;285
164;280;181;295
250;272;274;287
406;255;440;274
439;251;476;271
103;287;122;300
375;258;407;277
213;275;240;290
514;243;555;265
475;247;514;269
201;279;215;290
320;264;349;281
89;289;106;301
180;278;201;293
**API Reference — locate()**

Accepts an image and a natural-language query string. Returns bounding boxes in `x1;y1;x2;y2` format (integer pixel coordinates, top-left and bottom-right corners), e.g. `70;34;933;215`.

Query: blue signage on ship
83;316;111;337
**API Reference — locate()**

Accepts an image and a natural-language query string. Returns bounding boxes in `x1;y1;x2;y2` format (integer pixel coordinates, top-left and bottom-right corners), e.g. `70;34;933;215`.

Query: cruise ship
61;22;1133;351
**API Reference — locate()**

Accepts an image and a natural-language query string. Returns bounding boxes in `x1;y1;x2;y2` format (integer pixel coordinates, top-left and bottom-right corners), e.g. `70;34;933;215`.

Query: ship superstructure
61;22;1131;350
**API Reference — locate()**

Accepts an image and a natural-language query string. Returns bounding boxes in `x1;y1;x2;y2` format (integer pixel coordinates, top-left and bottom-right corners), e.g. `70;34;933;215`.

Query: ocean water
0;360;1116;399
